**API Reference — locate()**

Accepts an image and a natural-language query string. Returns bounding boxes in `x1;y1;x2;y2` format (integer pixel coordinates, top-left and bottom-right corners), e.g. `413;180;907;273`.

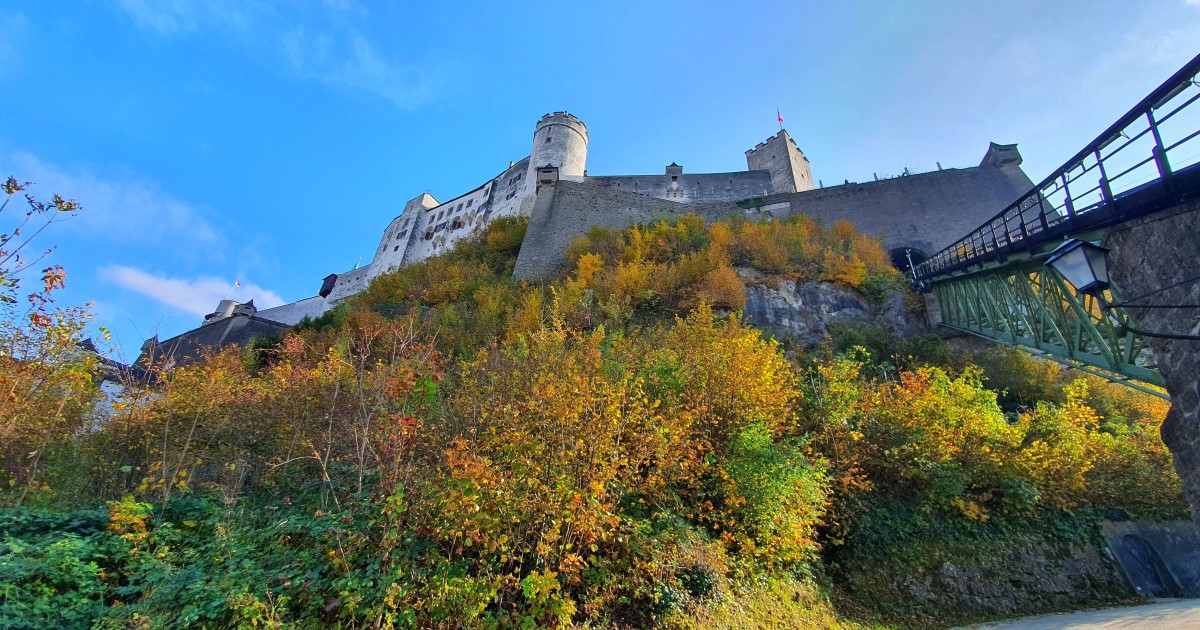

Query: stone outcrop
881;540;1130;617
740;274;921;346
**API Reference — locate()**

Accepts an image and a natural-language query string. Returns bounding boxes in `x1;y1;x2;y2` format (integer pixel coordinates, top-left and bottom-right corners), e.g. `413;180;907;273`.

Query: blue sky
2;0;1198;359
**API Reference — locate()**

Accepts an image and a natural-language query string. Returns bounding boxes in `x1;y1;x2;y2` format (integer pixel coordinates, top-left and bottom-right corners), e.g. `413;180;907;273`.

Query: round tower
529;112;588;179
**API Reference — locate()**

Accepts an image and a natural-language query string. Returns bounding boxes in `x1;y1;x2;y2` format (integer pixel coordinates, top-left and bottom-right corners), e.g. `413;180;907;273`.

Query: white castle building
141;111;1032;365
244;112;813;327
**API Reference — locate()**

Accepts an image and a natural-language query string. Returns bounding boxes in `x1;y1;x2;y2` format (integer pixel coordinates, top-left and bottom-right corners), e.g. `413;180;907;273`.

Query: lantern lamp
1045;239;1110;295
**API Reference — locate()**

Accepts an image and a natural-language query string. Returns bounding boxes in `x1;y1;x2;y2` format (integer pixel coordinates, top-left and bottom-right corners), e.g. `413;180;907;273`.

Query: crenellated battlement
538;111;587;128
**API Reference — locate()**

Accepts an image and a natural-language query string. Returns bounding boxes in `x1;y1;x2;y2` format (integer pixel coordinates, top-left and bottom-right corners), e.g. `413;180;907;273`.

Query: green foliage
829;500;1130;627
292;301;349;333
723;425;827;567
828;323;953;376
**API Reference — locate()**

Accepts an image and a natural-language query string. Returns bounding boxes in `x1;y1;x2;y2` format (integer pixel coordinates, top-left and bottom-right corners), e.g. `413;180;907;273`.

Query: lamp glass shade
1045;240;1110;294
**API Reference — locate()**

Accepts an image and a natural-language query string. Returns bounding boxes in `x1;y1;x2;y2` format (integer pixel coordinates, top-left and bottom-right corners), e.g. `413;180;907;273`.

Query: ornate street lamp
1045;238;1200;341
1045;239;1110;295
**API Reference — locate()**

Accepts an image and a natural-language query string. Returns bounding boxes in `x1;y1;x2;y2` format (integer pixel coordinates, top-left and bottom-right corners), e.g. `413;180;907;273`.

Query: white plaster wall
325;266;375;303
529;113;588;179
257;296;329;325
400;183;497;264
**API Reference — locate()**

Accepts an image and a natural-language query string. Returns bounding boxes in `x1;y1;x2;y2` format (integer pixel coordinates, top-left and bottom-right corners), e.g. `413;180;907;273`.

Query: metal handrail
915;53;1200;282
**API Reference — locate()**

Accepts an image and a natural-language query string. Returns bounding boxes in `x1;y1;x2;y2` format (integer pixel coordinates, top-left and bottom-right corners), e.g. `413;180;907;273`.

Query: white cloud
114;0;432;109
4;150;223;252
101;264;284;317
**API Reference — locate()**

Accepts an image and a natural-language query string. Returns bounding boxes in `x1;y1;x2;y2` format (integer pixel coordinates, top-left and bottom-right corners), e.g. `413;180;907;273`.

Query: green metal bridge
914;54;1200;396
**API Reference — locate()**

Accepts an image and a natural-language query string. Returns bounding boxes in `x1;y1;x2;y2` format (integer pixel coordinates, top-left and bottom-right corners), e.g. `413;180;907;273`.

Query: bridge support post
1104;200;1200;531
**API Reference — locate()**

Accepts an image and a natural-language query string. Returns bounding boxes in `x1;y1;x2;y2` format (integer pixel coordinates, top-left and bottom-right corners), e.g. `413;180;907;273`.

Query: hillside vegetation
0;189;1185;628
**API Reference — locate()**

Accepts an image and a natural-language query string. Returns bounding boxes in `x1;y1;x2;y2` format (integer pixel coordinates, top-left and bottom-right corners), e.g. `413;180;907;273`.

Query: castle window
671;175;678;182
435;222;446;232
393;246;399;252
545;136;552;144
457;203;463;211
437;210;445;220
466;199;473;208
397;230;407;239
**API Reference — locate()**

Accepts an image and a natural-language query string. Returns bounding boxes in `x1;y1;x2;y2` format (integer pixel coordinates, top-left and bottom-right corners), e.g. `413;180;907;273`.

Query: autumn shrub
0;179;98;507
720;424;827;566
1;177;1187;628
366;305;830;626
663;576;863;630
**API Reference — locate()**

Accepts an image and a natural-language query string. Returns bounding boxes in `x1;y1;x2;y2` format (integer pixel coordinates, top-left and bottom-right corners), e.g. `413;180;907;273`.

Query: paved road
957;599;1200;629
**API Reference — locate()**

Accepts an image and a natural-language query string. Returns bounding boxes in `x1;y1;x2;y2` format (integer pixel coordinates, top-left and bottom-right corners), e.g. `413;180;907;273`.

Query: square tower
745;130;814;194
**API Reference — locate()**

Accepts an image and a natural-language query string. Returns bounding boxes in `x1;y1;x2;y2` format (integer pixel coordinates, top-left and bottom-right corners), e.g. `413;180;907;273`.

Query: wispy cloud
114;0;259;35
101;265;284;317
280;29;431;109
113;0;434;109
0;10;29;75
4;150;223;252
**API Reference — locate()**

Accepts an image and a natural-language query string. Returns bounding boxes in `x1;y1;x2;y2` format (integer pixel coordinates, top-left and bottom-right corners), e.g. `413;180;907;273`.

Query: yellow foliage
573;252;604;289
606;259;655;305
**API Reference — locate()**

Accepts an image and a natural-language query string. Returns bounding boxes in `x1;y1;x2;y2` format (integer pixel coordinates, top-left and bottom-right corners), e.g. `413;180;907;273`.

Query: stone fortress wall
586;168;774;204
512;142;1034;279
153;111;1038;362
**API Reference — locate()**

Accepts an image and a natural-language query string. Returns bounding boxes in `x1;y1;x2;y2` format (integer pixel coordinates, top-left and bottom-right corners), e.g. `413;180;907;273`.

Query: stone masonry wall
1104;199;1200;531
763;162;1033;256
586;170;773;204
514;180;743;278
516;159;1035;279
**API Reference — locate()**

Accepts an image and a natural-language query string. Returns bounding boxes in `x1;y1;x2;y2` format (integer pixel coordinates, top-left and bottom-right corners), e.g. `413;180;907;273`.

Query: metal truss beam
933;263;1164;389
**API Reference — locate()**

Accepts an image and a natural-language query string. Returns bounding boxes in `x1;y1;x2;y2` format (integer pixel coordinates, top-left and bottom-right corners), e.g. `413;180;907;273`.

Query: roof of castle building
136;314;290;368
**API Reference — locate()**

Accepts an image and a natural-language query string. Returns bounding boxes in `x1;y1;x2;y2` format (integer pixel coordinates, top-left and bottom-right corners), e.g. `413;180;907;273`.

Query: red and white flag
777;109;784;124
234;280;241;288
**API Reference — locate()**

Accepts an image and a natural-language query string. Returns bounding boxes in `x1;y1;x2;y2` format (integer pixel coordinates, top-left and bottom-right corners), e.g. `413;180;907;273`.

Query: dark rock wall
1104;199;1200;531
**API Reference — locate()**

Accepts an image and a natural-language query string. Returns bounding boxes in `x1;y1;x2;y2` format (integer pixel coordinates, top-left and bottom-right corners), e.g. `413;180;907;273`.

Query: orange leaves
692;264;746;311
41;264;66;294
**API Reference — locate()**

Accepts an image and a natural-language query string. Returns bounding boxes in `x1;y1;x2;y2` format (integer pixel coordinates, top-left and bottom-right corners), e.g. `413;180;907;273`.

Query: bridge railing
915;53;1200;282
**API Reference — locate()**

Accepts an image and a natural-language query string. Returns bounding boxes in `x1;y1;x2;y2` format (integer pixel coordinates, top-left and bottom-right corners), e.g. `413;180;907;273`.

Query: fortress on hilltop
139;112;1035;364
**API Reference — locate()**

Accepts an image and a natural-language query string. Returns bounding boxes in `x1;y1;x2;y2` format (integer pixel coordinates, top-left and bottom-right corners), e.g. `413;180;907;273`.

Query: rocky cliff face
740;273;922;345
838;535;1134;622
